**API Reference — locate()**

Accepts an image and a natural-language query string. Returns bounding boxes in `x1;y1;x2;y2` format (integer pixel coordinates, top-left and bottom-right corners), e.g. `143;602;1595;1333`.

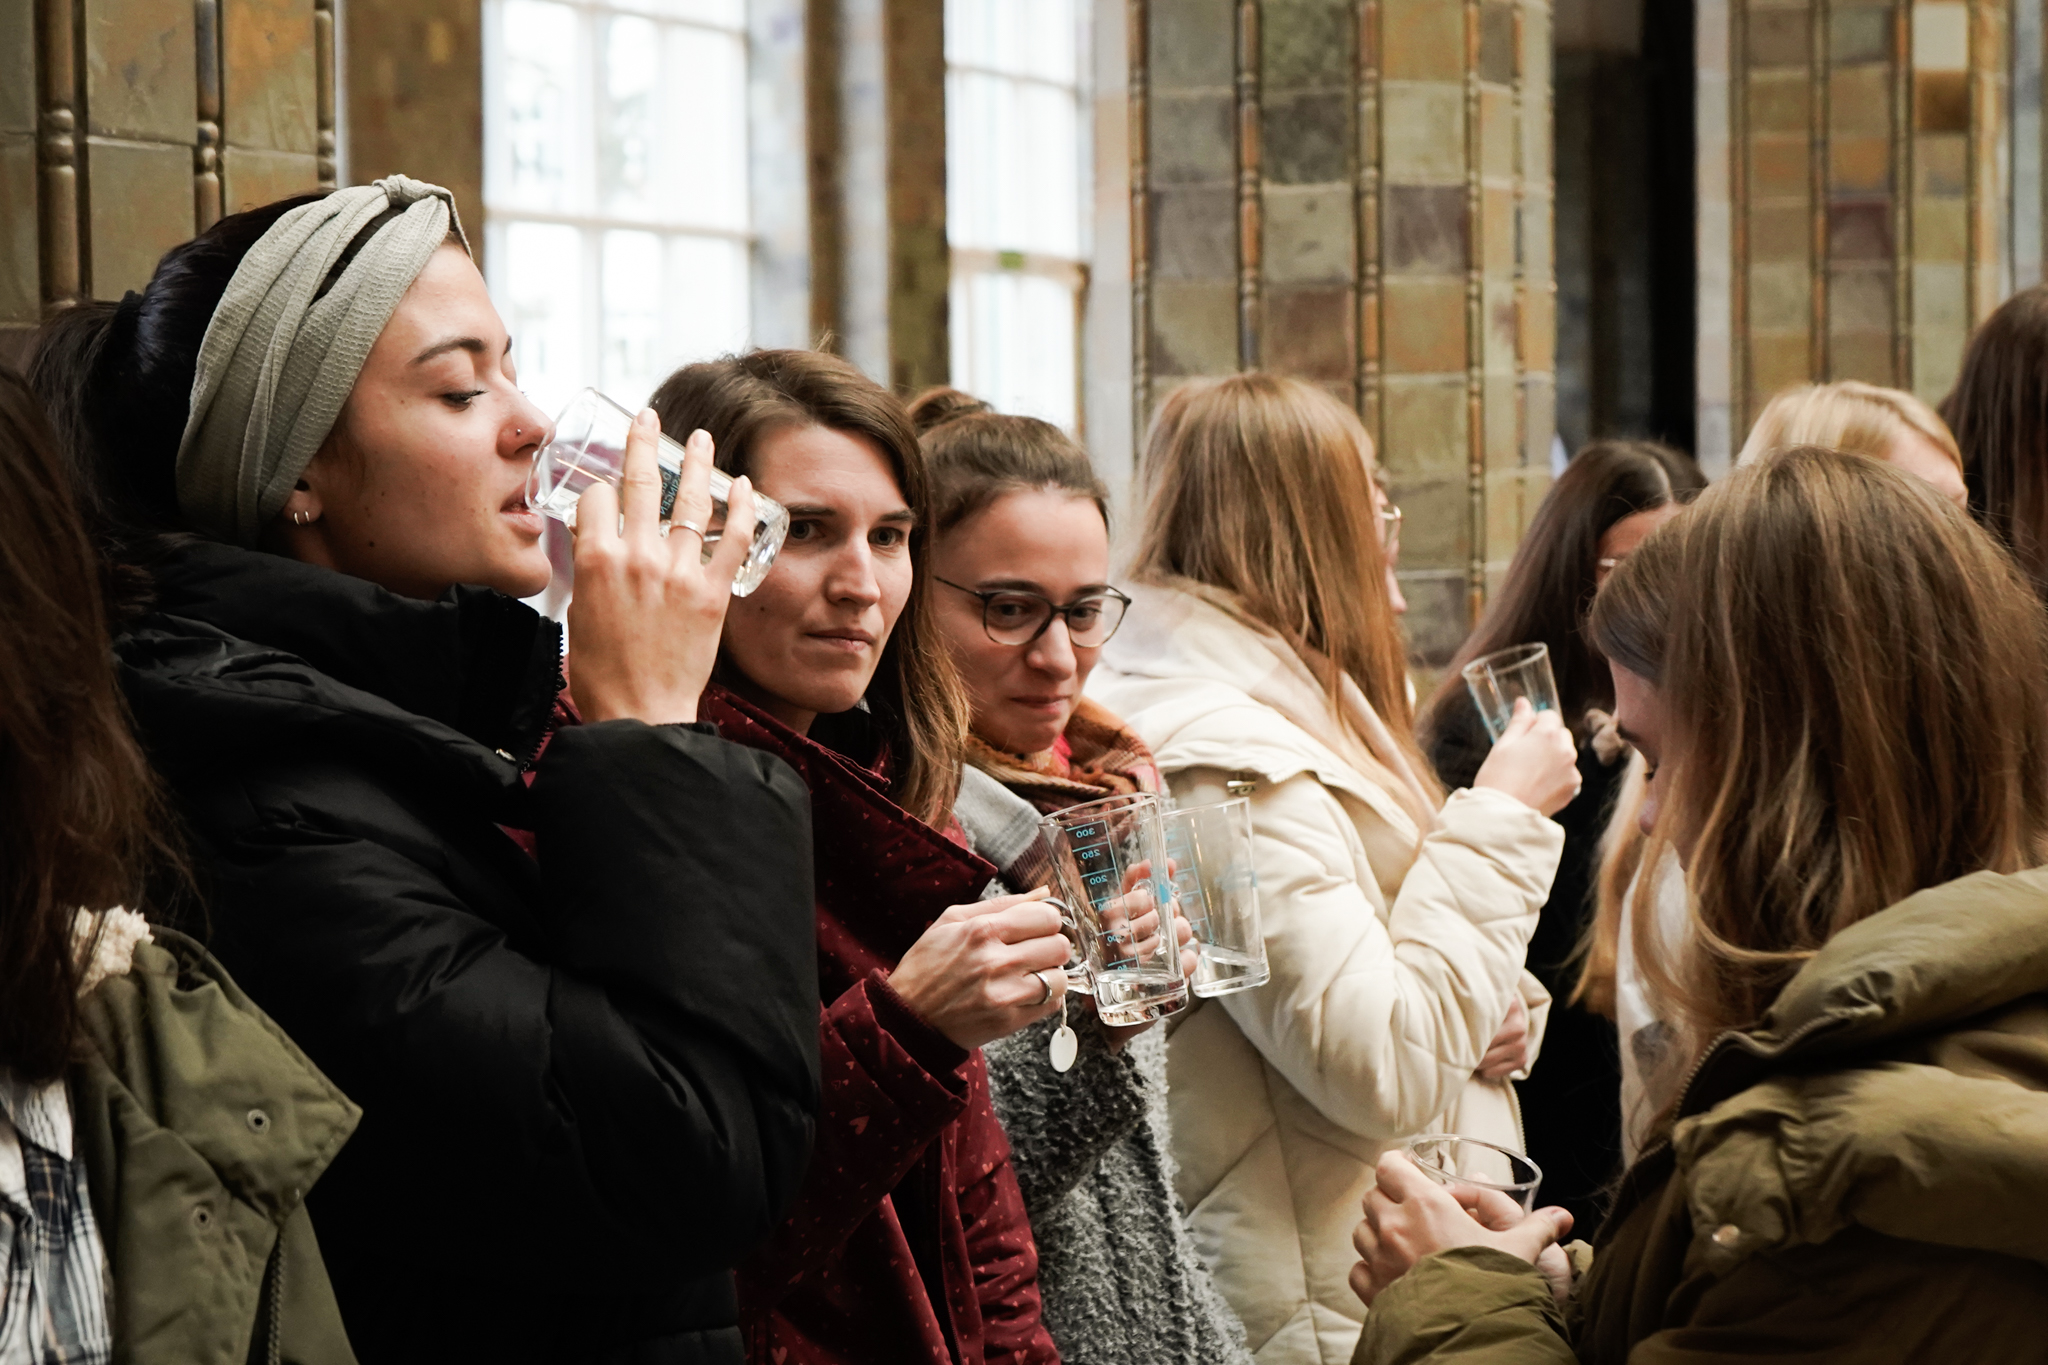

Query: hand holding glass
1037;793;1190;1026
1462;643;1561;741
1401;1135;1544;1214
528;388;791;596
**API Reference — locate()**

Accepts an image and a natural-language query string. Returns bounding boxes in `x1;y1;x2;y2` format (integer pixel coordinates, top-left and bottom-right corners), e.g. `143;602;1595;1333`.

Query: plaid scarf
963;696;1162;815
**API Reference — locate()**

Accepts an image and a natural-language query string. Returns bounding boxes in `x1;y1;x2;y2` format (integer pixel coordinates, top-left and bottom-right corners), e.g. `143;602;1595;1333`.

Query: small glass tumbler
1161;797;1269;997
1038;793;1190;1026
1461;642;1562;741
527;388;792;597
1402;1134;1544;1214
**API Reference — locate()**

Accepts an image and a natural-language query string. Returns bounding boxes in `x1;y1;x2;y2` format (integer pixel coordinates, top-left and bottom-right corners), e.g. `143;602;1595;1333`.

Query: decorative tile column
0;0;332;359
1701;0;2007;467
344;0;481;236
1133;0;1556;663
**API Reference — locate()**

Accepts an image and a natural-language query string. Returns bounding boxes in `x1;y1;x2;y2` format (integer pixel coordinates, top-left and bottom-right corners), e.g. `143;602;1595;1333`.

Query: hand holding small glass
1347;1150;1574;1311
1471;697;1582;816
565;408;758;727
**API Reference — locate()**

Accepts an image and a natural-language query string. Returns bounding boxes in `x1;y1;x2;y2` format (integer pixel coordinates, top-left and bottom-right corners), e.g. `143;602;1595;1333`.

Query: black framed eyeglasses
936;578;1133;647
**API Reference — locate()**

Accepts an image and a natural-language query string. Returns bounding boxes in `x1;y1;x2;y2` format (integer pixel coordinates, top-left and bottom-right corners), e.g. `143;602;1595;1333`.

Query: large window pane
487;0;752;415
946;0;1076;84
947;0;1087;434
952;269;1078;431
601;15;661;218
602;229;665;402
501;0;580;212
501;220;586;417
664;235;752;372
662;25;749;231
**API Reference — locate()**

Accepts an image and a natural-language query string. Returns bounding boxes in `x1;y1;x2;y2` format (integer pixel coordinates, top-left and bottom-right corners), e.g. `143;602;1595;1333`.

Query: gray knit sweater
957;767;1252;1365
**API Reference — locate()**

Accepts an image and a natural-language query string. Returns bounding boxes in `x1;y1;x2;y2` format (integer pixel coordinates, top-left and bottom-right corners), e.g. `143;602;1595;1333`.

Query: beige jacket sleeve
1218;777;1564;1140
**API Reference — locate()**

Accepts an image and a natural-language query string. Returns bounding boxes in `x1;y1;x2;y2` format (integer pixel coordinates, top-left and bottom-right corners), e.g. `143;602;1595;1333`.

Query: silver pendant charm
1050;993;1078;1073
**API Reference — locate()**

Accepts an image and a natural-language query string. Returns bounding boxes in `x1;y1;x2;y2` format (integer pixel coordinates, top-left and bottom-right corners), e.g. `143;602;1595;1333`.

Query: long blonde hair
1585;447;2048;1063
1129;373;1437;813
1736;380;1962;474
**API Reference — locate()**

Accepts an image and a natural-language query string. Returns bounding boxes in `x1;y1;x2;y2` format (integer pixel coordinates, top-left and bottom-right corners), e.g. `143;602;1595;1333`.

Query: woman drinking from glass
30;181;821;1365
649;354;1071;1365
1416;440;1705;1234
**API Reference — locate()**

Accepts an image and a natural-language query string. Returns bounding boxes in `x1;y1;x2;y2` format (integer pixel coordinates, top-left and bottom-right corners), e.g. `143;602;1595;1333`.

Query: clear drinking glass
526;387;791;597
1402;1134;1544;1213
1161;797;1268;997
1461;642;1562;741
1004;832;1093;988
1037;793;1190;1026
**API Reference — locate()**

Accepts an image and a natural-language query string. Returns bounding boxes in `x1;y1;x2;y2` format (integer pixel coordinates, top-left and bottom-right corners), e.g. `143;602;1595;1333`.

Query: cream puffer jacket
1089;583;1564;1365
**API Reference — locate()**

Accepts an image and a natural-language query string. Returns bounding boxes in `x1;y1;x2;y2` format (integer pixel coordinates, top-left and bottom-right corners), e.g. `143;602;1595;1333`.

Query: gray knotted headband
176;174;471;546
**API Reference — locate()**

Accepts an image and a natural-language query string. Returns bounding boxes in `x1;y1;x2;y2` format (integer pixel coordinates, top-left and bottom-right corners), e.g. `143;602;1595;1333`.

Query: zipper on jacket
258;1235;286;1365
1611;1011;1848;1230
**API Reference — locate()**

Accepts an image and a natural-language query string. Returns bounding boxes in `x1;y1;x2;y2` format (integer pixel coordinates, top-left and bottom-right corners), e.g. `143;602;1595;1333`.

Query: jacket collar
73;928;360;1227
700;687;995;997
1097;580;1437;830
1680;865;2048;1119
136;539;562;764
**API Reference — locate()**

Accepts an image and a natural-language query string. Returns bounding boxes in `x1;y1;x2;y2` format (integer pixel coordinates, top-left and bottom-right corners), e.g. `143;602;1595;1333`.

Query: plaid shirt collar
0;1071;110;1365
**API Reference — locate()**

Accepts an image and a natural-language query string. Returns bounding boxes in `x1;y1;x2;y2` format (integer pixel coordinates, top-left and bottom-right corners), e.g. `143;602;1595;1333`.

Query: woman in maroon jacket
650;349;1070;1364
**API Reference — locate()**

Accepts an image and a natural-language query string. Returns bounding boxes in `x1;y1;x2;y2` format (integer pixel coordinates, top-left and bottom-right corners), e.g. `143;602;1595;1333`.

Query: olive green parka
69;927;360;1365
1355;867;2048;1364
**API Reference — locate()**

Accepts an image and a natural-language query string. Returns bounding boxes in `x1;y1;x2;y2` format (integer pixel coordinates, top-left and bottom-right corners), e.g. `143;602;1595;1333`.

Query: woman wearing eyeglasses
914;389;1252;1365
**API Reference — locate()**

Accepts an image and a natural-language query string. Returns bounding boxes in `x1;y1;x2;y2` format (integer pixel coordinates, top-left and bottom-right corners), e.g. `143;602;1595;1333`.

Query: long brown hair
1130;373;1436;801
1420;439;1703;745
0;370;180;1082
1941;286;2048;597
1586;446;2048;1055
908;386;1110;535
649;350;970;826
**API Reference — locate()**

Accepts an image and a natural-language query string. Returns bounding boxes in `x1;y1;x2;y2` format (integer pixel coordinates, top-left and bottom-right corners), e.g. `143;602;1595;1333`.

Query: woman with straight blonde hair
1735;379;1967;504
1089;373;1582;1364
1350;447;2048;1363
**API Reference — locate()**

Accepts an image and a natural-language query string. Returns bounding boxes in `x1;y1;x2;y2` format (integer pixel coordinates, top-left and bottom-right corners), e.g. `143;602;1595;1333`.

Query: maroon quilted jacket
704;689;1058;1365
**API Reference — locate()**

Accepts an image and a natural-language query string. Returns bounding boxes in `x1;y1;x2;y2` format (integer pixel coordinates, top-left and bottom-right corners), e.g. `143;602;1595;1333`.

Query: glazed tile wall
1704;0;2008;463
1134;0;1556;664
1;0;333;355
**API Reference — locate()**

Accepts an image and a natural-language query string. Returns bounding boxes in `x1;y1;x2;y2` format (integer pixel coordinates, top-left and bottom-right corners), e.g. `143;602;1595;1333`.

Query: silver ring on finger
673;519;707;540
1030;969;1052;1005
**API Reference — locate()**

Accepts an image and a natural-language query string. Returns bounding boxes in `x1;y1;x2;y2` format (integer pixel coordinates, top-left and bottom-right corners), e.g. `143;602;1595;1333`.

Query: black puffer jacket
114;540;820;1365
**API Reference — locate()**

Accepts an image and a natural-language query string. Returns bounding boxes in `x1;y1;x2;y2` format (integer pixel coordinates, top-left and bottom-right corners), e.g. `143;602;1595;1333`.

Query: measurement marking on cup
1070;819;1140;972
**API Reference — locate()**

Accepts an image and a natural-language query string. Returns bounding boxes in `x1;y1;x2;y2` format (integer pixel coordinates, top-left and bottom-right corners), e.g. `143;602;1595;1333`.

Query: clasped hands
1348;1150;1576;1310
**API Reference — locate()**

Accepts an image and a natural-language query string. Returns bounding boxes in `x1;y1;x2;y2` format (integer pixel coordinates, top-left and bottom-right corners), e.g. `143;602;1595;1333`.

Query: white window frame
944;4;1094;436
481;0;755;414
